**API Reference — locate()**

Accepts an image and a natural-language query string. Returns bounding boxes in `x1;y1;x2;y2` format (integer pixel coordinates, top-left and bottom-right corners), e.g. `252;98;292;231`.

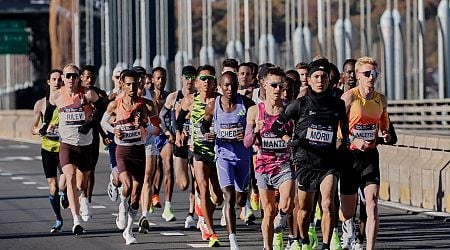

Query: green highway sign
0;20;28;54
0;20;26;30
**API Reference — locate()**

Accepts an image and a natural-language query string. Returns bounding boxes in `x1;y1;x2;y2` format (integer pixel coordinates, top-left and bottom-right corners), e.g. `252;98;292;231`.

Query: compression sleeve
243;125;256;148
101;112;114;133
176;109;188;132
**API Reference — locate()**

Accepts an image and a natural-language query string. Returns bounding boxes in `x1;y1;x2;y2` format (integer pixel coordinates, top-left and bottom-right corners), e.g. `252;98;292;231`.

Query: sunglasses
360;70;379;78
198;75;216;81
269;82;285;89
183;75;196;81
65;73;79;79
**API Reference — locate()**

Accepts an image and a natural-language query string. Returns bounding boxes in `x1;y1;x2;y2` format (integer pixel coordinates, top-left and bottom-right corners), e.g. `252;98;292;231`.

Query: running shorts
339;148;380;195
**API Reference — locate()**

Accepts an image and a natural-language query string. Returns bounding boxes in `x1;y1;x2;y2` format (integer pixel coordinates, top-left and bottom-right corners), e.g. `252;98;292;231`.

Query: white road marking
34;156;42;160
37;186;50;190
0;156;34;161
23;182;36;184
187;244;209;248
1;173;12;176
11;176;24;180
8;145;30;149
91;205;106;209
160;232;184;236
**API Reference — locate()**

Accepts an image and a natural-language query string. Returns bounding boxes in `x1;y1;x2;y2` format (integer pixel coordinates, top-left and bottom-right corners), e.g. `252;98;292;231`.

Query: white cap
113;66;123;77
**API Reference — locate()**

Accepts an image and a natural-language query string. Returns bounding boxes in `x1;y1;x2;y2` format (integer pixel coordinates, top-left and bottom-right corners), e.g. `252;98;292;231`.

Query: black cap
182;65;196;75
307;59;330;76
131;66;146;76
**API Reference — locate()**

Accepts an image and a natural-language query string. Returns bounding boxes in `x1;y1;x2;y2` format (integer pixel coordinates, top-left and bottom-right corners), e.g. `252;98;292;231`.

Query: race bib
218;123;243;140
261;132;287;151
117;124;142;144
352;124;376;141
306;124;333;145
62;108;85;126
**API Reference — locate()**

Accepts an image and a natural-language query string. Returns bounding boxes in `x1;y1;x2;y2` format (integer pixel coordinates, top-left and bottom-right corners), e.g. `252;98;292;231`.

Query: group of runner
33;55;393;250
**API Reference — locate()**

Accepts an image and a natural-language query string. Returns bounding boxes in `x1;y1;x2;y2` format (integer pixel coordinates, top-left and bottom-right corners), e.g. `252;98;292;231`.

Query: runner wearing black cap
271;59;349;250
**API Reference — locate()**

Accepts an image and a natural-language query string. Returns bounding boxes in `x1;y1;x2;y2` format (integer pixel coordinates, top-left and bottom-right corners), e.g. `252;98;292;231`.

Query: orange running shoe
152;194;162;208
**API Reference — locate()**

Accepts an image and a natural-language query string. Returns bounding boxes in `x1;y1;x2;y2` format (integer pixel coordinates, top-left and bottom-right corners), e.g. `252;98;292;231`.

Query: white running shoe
341;219;355;250
116;202;127;230
107;172;118;202
79;196;92;222
354;242;363;250
184;215;196;229
274;212;288;233
123;230;137;245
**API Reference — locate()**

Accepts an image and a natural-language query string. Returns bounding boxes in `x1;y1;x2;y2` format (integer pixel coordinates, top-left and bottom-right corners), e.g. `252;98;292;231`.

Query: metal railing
388;99;450;131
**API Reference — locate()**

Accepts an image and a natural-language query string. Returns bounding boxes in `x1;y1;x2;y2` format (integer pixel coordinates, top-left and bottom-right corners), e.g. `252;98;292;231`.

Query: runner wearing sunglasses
339;56;390;250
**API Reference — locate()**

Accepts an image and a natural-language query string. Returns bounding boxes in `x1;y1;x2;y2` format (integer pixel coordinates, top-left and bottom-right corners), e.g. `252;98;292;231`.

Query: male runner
32;69;67;233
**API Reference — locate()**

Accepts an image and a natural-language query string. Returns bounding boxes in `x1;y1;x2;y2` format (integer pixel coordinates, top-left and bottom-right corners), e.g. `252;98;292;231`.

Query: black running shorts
339;148;380;195
41;148;60;178
296;167;337;192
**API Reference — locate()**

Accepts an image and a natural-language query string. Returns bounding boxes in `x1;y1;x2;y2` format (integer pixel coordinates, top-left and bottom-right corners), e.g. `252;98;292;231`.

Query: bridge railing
388;99;450;130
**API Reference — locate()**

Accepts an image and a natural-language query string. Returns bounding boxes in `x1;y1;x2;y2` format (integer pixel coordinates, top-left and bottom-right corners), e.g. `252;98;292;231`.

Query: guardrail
388;99;450;130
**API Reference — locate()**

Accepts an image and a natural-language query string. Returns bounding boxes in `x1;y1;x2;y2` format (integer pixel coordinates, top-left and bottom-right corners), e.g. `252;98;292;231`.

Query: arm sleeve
176;109;188;132
377;117;397;145
101;112;114;133
243;125;256;148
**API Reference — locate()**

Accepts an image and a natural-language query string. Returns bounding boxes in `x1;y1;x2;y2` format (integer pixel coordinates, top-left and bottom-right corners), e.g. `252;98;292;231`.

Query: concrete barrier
1;110;450;213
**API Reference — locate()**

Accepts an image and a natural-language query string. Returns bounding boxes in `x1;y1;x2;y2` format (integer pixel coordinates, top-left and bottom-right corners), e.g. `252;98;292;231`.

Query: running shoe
240;207;256;225
229;235;239;250
220;206;227;227
123;230;137;245
314;204;322;221
107;172;118;202
285;236;293;250
50;220;63;233
79;196;92;222
301;243;312;250
341;219;355;250
308;226;319;250
148;204;154;214
138;215;150;234
152;194;162;208
290;240;301;250
184;215;196;229
274;212;288;233
273;232;283;250
199;219;211;241
116;202;127;230
162;207;176;222
208;233;221;247
59;191;69;209
72;224;85;235
250;192;260;211
331;231;342;250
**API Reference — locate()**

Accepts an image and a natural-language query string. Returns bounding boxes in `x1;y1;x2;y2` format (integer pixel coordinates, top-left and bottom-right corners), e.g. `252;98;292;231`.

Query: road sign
0;20;28;54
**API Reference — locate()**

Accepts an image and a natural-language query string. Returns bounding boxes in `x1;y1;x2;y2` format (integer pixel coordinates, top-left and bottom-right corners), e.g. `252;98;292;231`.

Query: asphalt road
0;138;449;249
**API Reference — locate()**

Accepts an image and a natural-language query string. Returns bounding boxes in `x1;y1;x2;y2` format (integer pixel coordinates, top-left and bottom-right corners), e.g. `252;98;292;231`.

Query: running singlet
255;102;293;174
114;97;147;146
42;105;60;152
191;95;215;158
348;88;389;150
214;95;251;161
57;87;93;146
